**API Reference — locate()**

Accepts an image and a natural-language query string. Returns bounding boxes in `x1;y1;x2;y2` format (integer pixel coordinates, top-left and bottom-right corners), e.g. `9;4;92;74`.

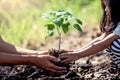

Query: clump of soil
49;49;71;72
45;49;81;78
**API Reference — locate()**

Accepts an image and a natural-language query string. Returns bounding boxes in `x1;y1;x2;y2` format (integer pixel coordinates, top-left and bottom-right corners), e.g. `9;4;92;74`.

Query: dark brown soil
0;54;120;80
1;26;120;80
49;49;71;74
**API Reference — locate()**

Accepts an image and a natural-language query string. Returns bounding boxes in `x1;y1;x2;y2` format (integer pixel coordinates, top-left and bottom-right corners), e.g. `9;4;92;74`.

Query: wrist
8;54;35;65
27;55;38;65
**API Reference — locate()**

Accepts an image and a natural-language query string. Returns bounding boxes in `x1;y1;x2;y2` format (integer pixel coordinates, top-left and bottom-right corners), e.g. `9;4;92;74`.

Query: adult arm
0;37;47;55
0;52;31;65
0;52;66;73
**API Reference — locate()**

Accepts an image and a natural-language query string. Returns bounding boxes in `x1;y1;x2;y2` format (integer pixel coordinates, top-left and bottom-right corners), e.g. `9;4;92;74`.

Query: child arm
80;32;111;50
60;33;119;63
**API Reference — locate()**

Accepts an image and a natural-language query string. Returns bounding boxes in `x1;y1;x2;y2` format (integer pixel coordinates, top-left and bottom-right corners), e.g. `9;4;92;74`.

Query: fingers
39;51;49;55
47;56;67;73
48;57;67;73
48;56;60;62
65;50;74;52
61;58;72;64
59;53;69;59
51;64;67;73
42;51;49;55
44;56;67;73
60;54;74;64
46;63;67;73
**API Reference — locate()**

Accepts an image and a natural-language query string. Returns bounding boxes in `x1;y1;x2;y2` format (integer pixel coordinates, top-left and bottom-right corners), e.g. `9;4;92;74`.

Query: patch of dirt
1;26;120;80
0;54;120;80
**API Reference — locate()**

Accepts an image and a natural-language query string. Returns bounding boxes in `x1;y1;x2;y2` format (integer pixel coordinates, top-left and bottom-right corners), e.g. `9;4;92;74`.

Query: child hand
59;51;80;64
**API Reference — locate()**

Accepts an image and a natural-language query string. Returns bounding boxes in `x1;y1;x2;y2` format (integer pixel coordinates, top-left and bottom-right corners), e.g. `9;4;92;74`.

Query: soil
49;49;71;74
1;26;120;80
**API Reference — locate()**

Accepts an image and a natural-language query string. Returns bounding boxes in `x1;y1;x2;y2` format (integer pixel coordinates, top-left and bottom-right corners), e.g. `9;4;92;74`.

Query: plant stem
59;32;61;50
57;27;61;50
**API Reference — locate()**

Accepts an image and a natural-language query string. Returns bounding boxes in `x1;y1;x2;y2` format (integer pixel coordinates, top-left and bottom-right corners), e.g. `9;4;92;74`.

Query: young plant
40;10;82;50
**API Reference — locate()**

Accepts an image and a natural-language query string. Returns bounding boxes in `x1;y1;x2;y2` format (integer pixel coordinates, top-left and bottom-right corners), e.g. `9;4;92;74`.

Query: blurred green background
0;0;101;47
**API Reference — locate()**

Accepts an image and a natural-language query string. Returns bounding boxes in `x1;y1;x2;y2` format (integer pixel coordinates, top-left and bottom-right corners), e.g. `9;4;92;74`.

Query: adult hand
36;51;49;55
60;51;80;64
30;55;67;73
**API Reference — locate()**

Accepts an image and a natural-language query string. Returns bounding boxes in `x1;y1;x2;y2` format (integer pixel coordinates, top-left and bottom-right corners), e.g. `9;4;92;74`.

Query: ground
0;26;120;80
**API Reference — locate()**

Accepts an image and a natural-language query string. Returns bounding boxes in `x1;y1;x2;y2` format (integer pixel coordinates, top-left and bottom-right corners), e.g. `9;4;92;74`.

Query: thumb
66;50;74;52
48;56;60;62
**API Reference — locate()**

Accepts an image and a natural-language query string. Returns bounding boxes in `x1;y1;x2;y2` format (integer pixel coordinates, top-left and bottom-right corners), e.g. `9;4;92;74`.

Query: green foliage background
0;0;101;46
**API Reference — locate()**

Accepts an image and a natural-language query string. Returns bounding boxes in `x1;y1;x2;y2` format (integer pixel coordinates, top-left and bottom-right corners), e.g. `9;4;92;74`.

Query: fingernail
57;58;61;61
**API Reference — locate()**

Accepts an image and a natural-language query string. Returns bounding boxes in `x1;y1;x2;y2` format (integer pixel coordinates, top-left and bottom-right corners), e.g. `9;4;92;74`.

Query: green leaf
58;10;64;12
73;24;82;32
48;30;54;36
48;11;56;18
45;24;55;30
49;11;56;15
76;19;82;25
53;18;64;27
62;23;70;33
56;10;65;18
45;30;54;39
65;11;73;17
56;15;62;18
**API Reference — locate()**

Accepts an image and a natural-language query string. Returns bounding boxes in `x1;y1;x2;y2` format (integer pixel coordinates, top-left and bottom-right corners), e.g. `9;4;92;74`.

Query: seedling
40;10;82;50
40;10;83;76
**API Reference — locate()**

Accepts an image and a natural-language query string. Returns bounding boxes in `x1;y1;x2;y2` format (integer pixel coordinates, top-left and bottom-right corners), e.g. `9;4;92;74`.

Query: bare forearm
80;33;108;50
78;42;107;58
14;46;38;55
0;52;32;65
0;39;37;55
80;37;101;50
78;33;119;58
